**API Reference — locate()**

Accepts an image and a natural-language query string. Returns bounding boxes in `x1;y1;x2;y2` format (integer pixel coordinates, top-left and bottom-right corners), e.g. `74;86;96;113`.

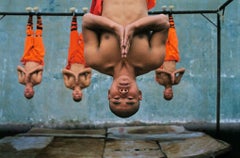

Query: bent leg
21;15;34;65
164;14;180;62
67;16;86;68
26;15;33;36
33;15;45;65
156;14;180;72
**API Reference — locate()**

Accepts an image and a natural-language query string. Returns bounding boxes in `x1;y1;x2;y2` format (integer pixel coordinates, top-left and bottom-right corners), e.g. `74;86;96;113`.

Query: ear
138;90;142;100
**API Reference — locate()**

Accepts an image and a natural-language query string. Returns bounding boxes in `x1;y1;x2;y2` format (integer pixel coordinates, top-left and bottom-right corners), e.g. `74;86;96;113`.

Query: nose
119;88;128;94
73;89;82;97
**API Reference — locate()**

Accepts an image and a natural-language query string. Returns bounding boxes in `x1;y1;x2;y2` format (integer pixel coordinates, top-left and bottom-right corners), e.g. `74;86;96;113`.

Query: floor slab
0;136;53;158
103;140;165;158
36;138;105;158
21;128;106;138
0;125;231;158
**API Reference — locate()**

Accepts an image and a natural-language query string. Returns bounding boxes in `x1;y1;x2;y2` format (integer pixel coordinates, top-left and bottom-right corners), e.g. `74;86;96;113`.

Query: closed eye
126;102;136;106
112;97;120;105
113;101;121;105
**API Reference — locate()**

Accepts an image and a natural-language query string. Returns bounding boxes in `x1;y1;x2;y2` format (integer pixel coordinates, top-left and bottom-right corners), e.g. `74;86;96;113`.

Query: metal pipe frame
0;0;233;16
0;0;234;136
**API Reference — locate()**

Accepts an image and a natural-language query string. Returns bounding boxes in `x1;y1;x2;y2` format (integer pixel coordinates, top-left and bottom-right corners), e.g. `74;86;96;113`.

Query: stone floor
0;125;231;158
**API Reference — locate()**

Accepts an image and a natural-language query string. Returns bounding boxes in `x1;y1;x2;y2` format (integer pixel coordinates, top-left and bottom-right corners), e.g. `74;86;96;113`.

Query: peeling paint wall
0;0;239;127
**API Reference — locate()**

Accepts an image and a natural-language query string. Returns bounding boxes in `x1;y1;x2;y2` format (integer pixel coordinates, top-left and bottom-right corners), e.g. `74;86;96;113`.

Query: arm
155;69;172;86
62;68;75;89
82;13;119;76
17;66;26;85
132;15;169;69
29;65;44;85
78;68;92;88
82;13;124;57
123;14;169;57
155;68;172;75
172;68;185;85
82;13;123;41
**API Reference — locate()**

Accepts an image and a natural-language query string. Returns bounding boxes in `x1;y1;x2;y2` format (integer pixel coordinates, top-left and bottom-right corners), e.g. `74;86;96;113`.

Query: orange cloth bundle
164;15;180;62
146;0;156;10
66;32;86;69
90;0;103;15
90;0;156;15
21;29;45;65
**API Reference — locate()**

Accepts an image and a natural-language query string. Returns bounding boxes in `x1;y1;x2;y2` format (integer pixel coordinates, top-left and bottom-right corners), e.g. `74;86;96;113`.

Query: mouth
118;82;130;88
118;76;131;86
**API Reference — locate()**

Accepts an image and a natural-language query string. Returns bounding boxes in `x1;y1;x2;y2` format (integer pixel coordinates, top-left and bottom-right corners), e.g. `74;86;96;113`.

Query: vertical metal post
216;13;221;137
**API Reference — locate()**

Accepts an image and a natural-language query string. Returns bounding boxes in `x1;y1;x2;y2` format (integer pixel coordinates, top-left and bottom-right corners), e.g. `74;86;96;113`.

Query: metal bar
0;12;84;16
149;10;217;15
218;0;234;11
0;15;6;21
201;13;217;27
0;0;233;16
216;13;221;137
0;10;218;16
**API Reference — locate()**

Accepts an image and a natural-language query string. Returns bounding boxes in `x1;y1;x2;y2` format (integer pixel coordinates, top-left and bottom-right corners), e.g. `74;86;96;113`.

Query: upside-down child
62;15;92;102
155;14;185;100
83;0;169;117
17;15;45;99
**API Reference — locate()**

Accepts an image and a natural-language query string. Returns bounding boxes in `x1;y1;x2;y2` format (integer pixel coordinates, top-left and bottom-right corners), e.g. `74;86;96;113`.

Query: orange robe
21;28;45;65
164;15;180;62
90;0;156;15
66;31;86;69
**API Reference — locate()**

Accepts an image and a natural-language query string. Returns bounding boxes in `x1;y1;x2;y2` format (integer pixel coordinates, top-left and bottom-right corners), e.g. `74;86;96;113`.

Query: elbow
82;13;89;28
82;13;94;28
159;14;170;29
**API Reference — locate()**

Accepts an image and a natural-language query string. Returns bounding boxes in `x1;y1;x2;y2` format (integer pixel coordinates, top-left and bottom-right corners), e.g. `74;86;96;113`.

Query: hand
17;66;27;84
121;24;134;58
121;43;129;58
114;24;125;58
170;72;175;84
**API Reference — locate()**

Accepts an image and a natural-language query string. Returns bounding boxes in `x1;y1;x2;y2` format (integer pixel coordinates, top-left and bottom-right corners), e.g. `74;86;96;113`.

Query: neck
26;82;33;88
70;63;85;72
162;61;176;72
113;61;136;80
24;62;39;71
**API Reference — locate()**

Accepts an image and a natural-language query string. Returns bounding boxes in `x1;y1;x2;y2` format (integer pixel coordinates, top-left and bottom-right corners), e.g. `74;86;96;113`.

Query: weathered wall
0;0;239;127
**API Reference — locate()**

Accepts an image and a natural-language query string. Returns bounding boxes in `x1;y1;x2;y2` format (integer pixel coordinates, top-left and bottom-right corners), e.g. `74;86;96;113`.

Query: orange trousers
21;16;45;65
164;15;180;62
66;16;86;69
90;0;156;15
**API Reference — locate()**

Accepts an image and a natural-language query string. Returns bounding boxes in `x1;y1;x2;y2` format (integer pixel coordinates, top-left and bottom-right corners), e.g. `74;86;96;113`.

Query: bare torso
17;61;43;86
83;0;168;77
24;61;40;71
102;0;148;26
